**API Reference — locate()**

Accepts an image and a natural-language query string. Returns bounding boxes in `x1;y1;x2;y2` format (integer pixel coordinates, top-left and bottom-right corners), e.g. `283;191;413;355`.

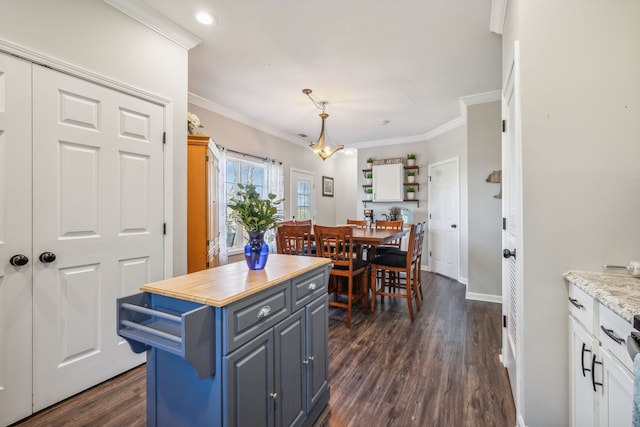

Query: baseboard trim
466;292;501;304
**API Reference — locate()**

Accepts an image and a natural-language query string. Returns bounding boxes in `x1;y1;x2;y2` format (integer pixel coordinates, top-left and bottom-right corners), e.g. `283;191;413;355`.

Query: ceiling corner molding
489;0;508;35
188;92;310;149
103;0;202;49
460;90;501;107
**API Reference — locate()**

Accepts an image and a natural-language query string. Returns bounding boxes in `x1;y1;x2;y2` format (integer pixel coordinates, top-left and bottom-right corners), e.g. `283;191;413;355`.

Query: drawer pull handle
568;297;584;309
257;306;272;319
600;326;625;345
270;392;277;400
591;355;603;391
308;282;317;291
303;356;315;365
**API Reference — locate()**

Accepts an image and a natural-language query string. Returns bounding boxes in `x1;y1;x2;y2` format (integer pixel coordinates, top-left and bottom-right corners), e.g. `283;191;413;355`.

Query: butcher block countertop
564;270;640;323
141;254;331;307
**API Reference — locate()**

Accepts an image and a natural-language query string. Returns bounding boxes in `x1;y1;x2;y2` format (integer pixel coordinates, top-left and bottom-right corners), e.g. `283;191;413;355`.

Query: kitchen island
118;254;332;427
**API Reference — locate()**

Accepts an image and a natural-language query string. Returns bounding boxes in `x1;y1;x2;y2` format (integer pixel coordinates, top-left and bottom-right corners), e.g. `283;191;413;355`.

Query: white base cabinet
568;283;634;427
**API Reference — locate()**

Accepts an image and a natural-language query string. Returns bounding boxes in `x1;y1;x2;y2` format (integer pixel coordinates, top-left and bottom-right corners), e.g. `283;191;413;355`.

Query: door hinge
206;261;210;268
502;217;507;230
429;251;432;257
163;223;167;235
205;155;209;162
502;120;506;133
429;175;432;182
429;213;431;219
162;131;166;144
206;239;210;246
503;315;507;328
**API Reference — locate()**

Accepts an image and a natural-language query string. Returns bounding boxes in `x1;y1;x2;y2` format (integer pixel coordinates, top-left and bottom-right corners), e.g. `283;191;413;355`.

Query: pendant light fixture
302;89;344;160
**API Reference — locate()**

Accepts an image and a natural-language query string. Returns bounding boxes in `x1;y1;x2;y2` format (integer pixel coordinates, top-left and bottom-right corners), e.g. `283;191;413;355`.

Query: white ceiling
138;0;502;149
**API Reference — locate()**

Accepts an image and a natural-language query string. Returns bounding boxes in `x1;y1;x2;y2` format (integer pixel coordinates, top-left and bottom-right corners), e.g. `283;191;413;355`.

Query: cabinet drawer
598;303;634;372
223;281;290;353
568;285;595;330
292;266;329;312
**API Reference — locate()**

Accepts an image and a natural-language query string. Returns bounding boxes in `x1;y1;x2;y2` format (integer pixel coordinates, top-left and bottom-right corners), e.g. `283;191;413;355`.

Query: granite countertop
564;270;640;323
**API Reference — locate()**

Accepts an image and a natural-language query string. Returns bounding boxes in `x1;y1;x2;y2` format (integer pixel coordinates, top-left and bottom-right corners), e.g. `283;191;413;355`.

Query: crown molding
189;89;500;150
188;93;310;149
489;0;508;35
103;0;202;49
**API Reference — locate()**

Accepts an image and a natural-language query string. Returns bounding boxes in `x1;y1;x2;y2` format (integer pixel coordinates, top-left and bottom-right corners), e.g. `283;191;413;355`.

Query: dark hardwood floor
12;272;515;427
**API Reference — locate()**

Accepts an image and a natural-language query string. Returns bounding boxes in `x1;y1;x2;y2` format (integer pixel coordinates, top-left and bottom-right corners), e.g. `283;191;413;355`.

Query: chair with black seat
373;220;404;255
275;224;313;256
369;222;424;320
314;225;370;328
346;218;369;259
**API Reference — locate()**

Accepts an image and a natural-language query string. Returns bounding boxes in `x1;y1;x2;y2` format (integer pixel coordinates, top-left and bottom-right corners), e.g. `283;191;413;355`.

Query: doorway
290;168;316;222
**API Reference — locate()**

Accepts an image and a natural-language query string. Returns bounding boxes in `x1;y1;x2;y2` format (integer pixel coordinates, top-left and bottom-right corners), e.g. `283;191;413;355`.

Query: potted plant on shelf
407;153;417;167
366;172;373;185
406;186;416;200
407;170;416;183
366;157;374;169
227;183;283;270
365;188;373;200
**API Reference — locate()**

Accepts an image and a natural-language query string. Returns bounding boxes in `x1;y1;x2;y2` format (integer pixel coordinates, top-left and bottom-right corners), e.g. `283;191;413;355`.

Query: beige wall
503;0;640;424
0;0;190;275
467;101;502;299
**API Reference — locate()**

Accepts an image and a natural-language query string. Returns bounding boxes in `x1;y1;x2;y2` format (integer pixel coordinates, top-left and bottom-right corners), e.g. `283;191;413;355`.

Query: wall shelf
362;199;420;208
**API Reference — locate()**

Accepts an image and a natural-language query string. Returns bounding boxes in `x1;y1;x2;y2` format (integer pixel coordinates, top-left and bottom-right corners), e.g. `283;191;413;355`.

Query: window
296;181;311;220
225;157;265;251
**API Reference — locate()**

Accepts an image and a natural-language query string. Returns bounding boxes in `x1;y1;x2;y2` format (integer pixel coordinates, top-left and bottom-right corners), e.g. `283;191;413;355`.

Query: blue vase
244;231;269;270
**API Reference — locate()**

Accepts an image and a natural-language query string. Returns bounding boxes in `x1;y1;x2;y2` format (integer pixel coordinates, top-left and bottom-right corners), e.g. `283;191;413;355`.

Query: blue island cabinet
117;255;331;427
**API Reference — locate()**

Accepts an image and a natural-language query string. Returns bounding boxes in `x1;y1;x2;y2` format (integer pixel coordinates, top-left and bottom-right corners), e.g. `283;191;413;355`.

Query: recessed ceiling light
195;11;216;25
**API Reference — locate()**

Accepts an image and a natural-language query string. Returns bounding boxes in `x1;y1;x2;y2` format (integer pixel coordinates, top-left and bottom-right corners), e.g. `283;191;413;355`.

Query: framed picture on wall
322;176;334;197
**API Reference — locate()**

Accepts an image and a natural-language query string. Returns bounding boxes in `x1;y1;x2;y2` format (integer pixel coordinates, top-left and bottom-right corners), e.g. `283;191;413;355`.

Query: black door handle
39;252;57;263
503;249;516;259
451;224;457;228
9;254;29;266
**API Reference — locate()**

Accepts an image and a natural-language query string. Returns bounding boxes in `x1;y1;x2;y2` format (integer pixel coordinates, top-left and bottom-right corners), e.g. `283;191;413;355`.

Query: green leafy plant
407;153;417;160
389;206;402;216
365;188;373;194
227;183;284;232
407;171;416;177
366;172;373;179
406;187;416;193
366;157;374;163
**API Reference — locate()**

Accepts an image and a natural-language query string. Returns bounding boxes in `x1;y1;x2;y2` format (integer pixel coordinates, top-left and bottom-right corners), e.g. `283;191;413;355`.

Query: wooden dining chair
346;219;369;259
373;220;404;255
275;224;313;256
314;225;370;328
369;222;424;320
279;218;312;226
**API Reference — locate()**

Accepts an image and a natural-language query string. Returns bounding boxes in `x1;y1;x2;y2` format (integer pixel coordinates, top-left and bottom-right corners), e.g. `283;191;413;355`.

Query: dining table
310;225;409;260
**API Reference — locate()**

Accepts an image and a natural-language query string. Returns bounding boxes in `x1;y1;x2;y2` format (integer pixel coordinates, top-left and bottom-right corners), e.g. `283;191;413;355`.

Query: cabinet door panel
225;329;274;427
274;309;306;427
569;316;597;427
307;295;329;410
600;349;633;427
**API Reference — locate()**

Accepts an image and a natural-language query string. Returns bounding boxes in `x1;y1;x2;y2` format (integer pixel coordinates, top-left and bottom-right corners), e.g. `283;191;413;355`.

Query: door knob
39;252;57;263
9;254;29;266
451;224;457;228
503;249;516;259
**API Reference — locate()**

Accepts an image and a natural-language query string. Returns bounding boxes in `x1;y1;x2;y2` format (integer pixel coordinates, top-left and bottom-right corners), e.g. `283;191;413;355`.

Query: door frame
289;168;316;223
427;157;460;280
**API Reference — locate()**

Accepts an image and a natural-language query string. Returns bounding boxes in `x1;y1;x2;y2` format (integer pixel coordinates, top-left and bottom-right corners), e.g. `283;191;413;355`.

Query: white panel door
0;52;33;427
428;158;459;279
502;51;520;405
32;65;165;410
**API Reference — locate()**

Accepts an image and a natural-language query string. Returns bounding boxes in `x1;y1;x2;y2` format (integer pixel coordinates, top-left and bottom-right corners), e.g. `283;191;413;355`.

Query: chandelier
302;89;344;160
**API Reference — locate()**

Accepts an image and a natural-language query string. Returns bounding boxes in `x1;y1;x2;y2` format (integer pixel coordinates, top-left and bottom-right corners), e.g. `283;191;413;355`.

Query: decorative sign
372;157;404;165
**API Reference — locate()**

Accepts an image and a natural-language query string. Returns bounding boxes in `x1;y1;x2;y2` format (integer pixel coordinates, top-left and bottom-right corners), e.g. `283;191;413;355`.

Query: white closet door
32;65;165;410
0;52;33;427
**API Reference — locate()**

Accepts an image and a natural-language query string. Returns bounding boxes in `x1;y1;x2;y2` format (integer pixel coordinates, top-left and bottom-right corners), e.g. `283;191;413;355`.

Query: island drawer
568;284;595;330
292;265;330;311
223;281;290;353
117;293;216;378
598;303;634;372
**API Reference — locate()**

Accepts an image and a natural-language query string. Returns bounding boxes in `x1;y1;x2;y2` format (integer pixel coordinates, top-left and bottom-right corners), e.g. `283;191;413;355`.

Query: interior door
0;52;33;427
31;65;165;410
502;51;520;404
428;158;459;279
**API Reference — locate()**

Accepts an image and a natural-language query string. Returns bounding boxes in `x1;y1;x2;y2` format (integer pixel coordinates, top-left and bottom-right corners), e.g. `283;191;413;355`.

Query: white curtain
264;159;284;253
218;148;229;265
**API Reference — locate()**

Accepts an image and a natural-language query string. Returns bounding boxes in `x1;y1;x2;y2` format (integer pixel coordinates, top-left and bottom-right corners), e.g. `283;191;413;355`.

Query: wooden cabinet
362;165;420;207
187;134;219;272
